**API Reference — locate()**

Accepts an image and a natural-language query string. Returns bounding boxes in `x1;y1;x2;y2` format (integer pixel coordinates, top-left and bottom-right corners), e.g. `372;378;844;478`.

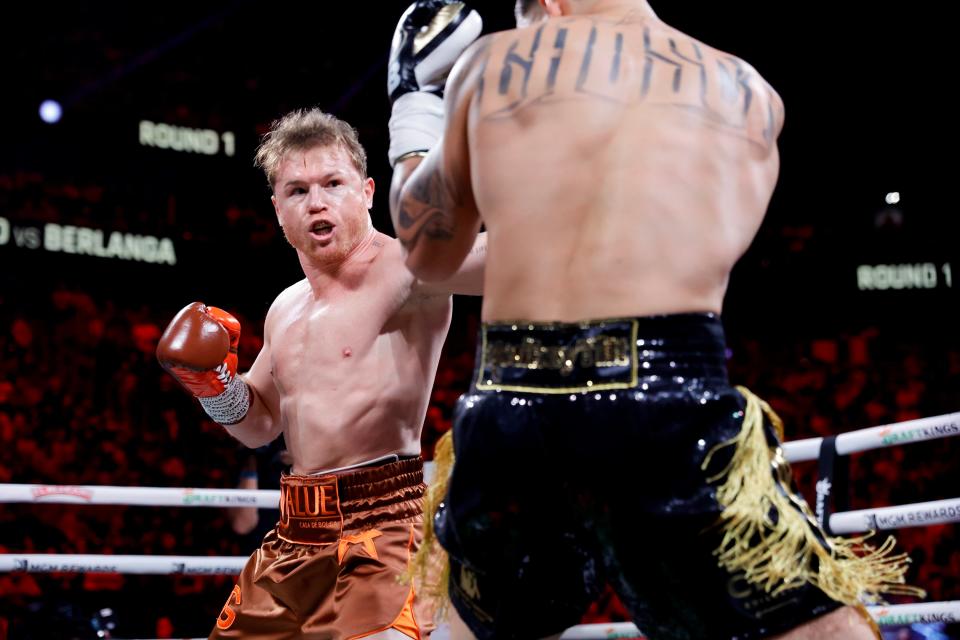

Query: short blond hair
255;108;368;189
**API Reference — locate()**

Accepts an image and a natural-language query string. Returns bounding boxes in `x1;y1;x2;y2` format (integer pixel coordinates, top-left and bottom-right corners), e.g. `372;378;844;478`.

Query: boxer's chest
268;273;415;392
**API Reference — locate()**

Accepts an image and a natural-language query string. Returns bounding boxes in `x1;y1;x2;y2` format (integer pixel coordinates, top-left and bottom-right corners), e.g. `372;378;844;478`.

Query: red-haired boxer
157;4;483;635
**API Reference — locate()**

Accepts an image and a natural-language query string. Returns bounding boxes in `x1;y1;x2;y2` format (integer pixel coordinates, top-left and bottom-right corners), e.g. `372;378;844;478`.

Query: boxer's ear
539;0;564;18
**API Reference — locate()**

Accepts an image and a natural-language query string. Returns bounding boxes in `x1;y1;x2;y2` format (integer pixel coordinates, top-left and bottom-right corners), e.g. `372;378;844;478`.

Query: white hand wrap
388;91;445;166
198;375;250;426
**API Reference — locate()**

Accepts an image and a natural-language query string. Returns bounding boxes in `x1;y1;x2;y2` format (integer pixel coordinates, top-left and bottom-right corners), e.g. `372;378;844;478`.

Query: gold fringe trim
702;386;925;605
403;429;455;619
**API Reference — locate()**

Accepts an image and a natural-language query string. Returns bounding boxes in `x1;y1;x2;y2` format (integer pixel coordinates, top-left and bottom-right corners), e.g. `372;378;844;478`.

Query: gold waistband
484;334;633;374
476;320;639;394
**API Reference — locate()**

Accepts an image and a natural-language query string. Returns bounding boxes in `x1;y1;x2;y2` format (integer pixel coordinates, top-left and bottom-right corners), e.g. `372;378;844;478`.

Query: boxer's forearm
389;154;425;229
394;149;480;282
226;473;260;535
219;378;282;449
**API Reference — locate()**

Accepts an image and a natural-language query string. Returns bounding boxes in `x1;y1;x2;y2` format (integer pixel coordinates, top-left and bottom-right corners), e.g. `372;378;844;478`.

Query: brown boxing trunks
210;456;430;639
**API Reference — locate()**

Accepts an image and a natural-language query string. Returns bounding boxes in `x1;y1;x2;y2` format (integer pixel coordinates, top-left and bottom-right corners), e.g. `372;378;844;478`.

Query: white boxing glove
387;0;482;166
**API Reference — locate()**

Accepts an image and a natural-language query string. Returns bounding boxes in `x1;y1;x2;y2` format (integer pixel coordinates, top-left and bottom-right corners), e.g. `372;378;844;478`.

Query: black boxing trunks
433;313;910;640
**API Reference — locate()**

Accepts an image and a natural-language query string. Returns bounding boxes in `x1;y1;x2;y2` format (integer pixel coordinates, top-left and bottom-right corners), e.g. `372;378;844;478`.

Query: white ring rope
4;412;959;537
1;414;955;635
1;412;953;508
0;492;960;574
829;497;960;535
557;601;960;637
0;554;246;575
4;483;954;535
868;600;960;626
783;411;960;462
0;484;280;507
116;602;960;639
0;545;954;638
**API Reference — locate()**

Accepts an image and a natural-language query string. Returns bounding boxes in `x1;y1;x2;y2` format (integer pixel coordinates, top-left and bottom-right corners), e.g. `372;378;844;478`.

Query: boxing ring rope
556;601;960;638
0;484;281;508
0;554;246;575
94;599;960;640
2;482;957;536
0;553;957;634
2;412;957;637
868;601;960;626
782;411;960;462
2;411;956;528
830;497;960;535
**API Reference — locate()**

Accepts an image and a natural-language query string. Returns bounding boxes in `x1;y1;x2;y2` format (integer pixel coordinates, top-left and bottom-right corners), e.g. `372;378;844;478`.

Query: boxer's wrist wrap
198;375;250;426
395;150;429;164
388;91;444;167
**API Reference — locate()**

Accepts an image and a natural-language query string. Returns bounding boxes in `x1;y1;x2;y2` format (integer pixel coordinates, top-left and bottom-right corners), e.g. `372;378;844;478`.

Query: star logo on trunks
337;529;383;564
459;566;481;600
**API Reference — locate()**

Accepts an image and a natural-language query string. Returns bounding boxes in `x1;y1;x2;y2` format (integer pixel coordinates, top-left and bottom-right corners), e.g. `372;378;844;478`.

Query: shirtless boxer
387;1;917;639
157;13;483;634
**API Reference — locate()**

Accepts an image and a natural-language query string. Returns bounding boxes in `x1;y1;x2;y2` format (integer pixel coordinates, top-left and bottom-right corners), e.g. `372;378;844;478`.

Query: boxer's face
272;144;374;267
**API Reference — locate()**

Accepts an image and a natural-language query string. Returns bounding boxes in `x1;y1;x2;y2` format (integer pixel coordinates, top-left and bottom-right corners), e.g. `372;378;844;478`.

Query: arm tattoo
397;169;455;251
397;40;489;253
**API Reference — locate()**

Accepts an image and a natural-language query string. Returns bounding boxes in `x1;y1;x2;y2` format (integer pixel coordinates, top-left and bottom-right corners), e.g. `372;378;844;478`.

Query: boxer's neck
567;0;656;22
300;225;378;293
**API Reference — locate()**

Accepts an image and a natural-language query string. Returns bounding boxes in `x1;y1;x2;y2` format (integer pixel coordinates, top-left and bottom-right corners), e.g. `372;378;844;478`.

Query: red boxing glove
157;302;240;397
158;302;250;425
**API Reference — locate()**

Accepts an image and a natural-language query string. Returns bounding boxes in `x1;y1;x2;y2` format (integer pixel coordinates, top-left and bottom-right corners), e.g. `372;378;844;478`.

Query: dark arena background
1;1;957;638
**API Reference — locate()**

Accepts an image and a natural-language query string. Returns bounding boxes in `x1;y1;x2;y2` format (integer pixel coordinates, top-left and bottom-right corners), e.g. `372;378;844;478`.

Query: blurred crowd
0;173;956;638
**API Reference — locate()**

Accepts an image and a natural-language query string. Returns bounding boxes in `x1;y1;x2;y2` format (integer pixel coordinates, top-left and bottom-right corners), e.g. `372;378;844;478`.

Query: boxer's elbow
223;421;275;450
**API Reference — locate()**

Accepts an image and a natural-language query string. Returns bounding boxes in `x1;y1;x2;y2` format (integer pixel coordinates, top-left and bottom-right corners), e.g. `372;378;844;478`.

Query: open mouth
310;220;334;239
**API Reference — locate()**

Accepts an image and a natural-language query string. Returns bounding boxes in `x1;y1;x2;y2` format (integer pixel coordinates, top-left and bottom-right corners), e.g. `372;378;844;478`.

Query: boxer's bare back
398;5;784;322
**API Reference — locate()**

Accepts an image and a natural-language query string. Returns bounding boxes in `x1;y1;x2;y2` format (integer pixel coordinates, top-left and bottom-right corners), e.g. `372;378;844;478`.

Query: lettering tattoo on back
478;20;778;149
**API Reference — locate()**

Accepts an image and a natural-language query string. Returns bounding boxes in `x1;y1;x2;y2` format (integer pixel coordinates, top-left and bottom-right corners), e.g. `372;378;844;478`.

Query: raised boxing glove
157;302;250;425
387;0;482;166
